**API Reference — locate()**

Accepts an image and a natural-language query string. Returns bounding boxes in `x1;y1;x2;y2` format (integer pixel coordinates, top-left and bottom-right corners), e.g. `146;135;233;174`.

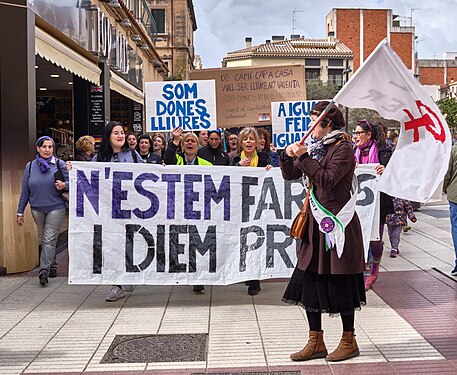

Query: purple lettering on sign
162;174;180;219
133;173;160;219
112;171;133;219
76;170;100;217
204;175;231;221
184;174;201;220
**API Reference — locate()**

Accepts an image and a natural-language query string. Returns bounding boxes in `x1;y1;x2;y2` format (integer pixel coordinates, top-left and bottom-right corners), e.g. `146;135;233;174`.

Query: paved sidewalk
1;205;456;375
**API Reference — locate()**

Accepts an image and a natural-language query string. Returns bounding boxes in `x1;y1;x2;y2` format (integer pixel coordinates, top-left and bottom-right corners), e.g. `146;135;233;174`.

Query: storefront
0;0;166;274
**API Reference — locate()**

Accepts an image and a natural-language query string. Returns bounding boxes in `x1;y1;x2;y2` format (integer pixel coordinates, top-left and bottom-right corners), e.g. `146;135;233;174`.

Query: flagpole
299;101;336;144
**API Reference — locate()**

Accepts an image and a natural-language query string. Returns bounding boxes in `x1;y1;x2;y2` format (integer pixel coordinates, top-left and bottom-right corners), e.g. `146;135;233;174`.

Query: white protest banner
271;100;321;149
145;80;217;132
68;163;379;285
355;164;380;261
334;39;451;203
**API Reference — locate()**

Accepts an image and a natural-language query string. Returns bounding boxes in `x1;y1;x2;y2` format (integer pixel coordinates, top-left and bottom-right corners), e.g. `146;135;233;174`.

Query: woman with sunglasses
280;101;365;362
197;129;230;166
352;120;394;291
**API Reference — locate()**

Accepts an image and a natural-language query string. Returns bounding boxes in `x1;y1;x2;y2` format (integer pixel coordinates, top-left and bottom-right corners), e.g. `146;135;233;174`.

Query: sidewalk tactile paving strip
100;333;208;363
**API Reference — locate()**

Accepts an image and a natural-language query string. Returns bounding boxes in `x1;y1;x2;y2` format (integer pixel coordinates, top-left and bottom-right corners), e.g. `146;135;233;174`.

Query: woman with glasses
232;127;272;295
352;120;393;291
197;129;231;166
152;132;166;161
280;101;365;362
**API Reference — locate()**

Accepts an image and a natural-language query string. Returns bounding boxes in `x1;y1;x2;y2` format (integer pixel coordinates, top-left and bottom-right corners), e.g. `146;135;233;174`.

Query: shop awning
110;72;144;104
35;27;101;85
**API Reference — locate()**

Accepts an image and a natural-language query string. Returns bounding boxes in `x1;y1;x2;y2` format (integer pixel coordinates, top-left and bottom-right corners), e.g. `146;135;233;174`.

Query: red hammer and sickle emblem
403;100;446;143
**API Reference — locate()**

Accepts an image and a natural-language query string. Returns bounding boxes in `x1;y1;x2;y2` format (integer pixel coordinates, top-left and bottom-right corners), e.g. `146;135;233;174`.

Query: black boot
248;280;261;295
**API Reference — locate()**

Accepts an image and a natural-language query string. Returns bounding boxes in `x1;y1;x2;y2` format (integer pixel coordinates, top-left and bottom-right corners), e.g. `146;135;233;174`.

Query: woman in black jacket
137;134;162;164
197;130;231;166
232;127;272;295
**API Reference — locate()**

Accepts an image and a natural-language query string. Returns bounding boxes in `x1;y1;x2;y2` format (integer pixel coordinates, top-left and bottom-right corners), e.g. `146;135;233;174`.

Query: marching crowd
18;100;448;364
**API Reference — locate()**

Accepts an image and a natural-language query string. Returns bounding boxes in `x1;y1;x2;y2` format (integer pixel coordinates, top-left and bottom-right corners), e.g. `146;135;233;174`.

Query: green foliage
163;73;183;81
437;98;457;129
305;80;341;100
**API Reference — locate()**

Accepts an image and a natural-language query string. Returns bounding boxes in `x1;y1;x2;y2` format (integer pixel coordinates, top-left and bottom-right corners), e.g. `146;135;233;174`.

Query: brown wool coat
280;141;365;275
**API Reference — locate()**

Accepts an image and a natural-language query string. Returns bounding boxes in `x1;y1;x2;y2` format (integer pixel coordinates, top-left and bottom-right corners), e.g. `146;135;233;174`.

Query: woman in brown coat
280;101;365;362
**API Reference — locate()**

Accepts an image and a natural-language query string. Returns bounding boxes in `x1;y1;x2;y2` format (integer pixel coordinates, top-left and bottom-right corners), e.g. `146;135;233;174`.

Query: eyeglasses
352;131;367;136
310;110;320;116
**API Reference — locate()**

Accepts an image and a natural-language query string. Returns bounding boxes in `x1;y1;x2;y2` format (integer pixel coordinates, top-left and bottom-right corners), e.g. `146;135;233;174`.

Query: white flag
334;39;451;203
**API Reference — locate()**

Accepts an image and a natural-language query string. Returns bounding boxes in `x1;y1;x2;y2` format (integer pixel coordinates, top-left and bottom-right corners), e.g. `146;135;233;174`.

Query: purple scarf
355;141;379;164
36;155;52;173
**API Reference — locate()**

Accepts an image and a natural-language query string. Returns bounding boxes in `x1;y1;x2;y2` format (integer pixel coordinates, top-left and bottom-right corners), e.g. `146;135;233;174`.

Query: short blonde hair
181;132;199;149
237;127;260;153
75;135;95;153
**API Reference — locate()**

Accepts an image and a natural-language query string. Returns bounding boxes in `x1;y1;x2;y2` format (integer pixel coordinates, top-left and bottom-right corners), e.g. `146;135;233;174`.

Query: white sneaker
106;286;125;302
123;285;134;292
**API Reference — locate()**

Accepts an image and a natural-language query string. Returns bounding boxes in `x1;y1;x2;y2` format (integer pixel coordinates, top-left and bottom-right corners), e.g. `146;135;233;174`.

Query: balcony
122;0;158;42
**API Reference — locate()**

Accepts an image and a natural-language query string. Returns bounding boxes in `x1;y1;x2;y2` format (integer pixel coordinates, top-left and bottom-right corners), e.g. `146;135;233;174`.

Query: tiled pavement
1;204;457;375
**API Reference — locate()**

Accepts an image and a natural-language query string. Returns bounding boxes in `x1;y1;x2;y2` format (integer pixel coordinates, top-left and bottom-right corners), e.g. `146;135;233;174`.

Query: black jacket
197;145;230;166
232;151;272;167
378;145;394;223
140;152;162;164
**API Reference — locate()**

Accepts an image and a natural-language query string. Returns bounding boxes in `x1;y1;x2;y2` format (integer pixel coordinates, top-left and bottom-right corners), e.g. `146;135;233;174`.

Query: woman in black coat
197;130;231;165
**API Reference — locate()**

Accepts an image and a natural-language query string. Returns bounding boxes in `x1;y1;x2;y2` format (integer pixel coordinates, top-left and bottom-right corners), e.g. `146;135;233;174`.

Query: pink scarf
355;141;379;164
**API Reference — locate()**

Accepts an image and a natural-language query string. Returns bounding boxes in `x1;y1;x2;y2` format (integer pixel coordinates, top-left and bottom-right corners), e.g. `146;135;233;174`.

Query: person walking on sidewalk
386;198;417;258
353;120;394;290
443;143;457;276
280;101;365;362
17;136;68;286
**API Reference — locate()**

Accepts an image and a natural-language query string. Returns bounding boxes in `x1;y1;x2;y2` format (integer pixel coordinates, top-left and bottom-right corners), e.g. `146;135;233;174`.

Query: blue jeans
449;202;457;266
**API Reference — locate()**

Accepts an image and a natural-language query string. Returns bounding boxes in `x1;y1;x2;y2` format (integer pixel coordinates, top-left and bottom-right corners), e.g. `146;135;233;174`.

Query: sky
193;0;457;68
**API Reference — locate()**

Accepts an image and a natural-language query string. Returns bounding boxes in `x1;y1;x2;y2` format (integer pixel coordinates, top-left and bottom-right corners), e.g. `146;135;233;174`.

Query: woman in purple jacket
17;136;68;286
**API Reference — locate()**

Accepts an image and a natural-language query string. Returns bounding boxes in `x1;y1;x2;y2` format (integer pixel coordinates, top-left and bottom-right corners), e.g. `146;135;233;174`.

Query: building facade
223;36;354;86
0;0;170;274
326;8;415;71
148;0;197;79
417;58;457;100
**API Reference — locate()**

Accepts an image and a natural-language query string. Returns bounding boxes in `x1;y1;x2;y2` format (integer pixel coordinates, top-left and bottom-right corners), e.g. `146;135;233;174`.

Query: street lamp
342;67;352;132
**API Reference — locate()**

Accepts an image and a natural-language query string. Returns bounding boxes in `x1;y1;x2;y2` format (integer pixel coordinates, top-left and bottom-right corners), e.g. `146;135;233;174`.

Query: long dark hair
356;120;386;147
96;121;127;162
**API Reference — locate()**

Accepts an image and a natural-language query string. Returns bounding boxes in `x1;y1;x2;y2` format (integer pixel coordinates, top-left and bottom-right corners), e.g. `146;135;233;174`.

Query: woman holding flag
280;101;365;362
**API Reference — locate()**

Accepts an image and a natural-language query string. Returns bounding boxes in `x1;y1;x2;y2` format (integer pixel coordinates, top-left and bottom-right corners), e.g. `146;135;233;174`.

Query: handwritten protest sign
145;80;217;132
271;100;322;148
68;163;378;285
190;65;306;128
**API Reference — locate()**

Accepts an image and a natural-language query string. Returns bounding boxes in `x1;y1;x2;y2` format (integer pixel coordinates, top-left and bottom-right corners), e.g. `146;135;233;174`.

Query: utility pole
292;9;303;36
410;8;421;27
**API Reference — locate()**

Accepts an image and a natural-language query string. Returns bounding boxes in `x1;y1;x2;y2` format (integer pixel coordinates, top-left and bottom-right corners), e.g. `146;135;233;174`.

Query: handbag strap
300;181;313;214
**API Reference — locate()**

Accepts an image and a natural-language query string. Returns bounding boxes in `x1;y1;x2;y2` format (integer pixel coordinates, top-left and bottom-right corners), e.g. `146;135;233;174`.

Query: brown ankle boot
290;330;328;361
326;330;359;362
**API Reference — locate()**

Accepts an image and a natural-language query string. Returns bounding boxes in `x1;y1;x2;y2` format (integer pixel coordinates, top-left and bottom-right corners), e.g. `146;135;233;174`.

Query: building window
305;58;320;66
152;9;165;33
305;68;320;81
328;59;343;67
328;69;343;85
